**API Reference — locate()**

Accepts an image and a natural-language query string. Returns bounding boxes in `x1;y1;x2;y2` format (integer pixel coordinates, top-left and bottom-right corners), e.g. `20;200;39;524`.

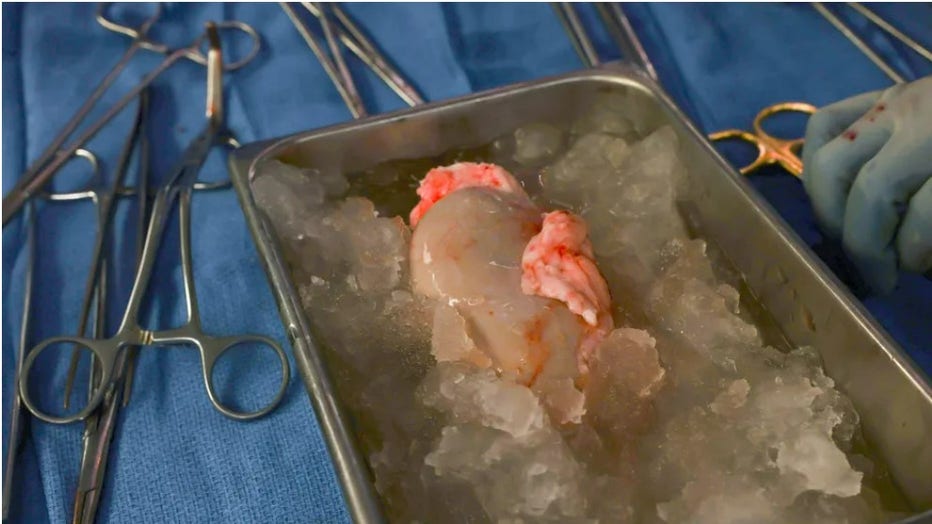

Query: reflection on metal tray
228;64;932;523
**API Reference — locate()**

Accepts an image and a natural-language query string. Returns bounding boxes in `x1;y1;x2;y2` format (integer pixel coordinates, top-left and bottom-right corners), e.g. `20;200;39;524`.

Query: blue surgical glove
802;75;932;293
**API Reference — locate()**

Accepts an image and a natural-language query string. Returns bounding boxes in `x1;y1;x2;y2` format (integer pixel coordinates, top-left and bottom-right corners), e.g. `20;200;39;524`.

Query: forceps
47;95;146;409
18;24;290;425
282;2;366;118
552;2;656;81
553;3;600;68
2;204;36;522
305;3;425;107
1;3;261;226
54;94;147;524
708;102;818;177
57;93;228;408
2;148;102;522
281;2;425;117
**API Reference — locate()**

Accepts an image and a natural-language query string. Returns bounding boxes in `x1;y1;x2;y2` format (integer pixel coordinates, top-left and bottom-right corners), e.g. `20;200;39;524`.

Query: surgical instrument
72;246;111;524
34;92;236;524
813;3;905;84
552;3;600;68
594;4;657;81
304;2;425;107
1;6;261;226
70;150;241;524
2;148;102;521
120;87;151;407
56;93;230;407
18;23;290;425
320;4;365;118
847;3;932;63
69;94;147;524
2;203;36;523
813;3;932;85
549;4;815;178
552;3;658;83
1;3;159;219
53;94;146;409
283;2;425;114
32;93;146;524
281;2;367;118
709;102;818;177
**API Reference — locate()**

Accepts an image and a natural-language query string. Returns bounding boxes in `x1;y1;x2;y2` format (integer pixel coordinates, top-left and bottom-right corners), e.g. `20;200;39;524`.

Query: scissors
18;23;290;426
708;102;818;178
1;3;261;226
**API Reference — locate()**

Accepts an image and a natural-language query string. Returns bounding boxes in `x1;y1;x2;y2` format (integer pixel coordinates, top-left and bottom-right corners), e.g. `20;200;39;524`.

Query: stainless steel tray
228;64;932;522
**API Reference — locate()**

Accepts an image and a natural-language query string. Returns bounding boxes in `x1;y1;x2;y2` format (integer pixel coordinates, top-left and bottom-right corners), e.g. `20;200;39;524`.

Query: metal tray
228;64;932;523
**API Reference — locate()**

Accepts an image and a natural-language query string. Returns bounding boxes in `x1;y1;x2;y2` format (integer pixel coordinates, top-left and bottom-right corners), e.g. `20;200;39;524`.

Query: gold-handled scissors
708;102;818;178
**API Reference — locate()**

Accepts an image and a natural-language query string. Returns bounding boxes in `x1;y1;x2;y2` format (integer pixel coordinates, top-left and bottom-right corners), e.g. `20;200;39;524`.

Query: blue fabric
2;3;930;522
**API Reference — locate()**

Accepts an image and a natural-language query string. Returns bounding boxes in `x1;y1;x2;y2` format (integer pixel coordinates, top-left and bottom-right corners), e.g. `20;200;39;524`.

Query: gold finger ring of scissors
709;102;817;178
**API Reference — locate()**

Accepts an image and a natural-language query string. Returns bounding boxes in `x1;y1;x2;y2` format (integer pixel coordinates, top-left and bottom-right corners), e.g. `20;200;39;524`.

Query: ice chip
423;419;588;519
657;479;779;524
251;159;334;240
776;428;863;498
533;377;586;425
571;92;639;139
710;379;750;415
584;328;665;445
513;123;565;165
327;198;410;293
421;364;545;438
541;133;629;209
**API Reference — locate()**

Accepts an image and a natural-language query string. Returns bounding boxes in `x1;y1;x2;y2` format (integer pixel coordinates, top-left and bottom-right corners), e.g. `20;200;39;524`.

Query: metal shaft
121;89;152;406
1;47;189;226
595;3;658;81
62;94;147;408
317;3;367;118
553;3;600;68
281;2;367;118
812;3;905;84
2;203;37;522
72;254;109;524
3;43;144;225
326;3;424;106
848;3;932;63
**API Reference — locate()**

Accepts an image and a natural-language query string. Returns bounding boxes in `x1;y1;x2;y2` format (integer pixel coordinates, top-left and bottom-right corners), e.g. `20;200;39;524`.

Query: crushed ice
251;90;899;523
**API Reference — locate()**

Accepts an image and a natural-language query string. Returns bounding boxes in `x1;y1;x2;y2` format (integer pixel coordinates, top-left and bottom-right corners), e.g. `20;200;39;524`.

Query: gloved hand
802;75;932;293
